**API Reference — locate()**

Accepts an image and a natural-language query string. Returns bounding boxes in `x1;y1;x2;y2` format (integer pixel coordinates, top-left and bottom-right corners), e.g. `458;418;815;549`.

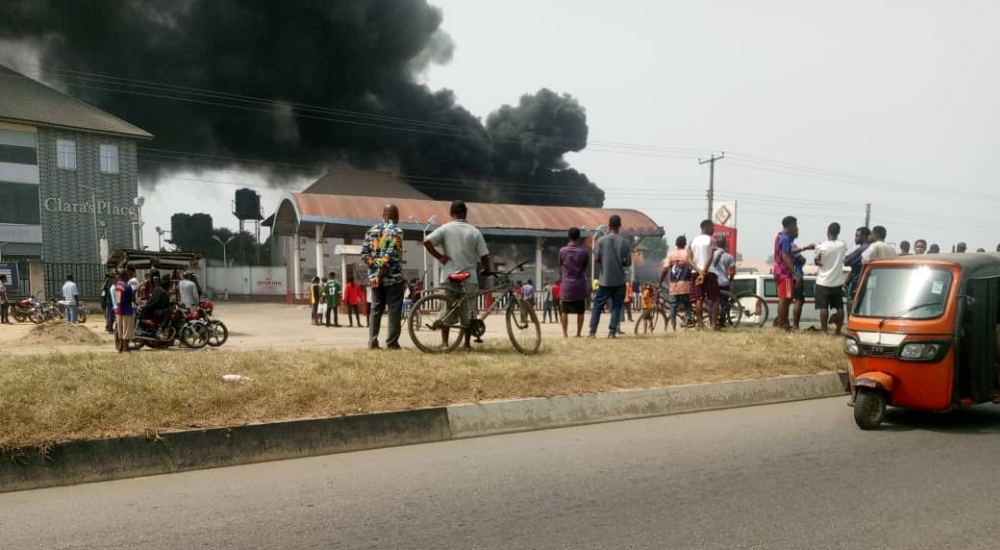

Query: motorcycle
199;298;228;347
51;299;88;324
11;293;40;323
116;302;210;351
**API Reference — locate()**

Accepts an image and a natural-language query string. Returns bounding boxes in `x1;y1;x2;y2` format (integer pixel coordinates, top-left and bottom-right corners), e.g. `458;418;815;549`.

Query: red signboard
713;225;738;259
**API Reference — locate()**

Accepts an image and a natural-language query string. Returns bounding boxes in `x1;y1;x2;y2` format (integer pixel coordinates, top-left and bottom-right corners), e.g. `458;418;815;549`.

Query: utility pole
699;153;725;220
864;203;871;227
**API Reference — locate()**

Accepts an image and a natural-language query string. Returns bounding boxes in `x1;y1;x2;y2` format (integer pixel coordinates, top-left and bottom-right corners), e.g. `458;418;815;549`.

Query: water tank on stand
234;188;263;220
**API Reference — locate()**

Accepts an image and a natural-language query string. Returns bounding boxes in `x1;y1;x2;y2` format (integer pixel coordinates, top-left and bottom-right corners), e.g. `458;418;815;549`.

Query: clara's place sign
43;197;138;217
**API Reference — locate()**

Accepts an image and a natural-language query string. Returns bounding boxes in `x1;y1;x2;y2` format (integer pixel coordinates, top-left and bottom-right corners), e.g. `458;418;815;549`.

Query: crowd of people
321;200;1000;350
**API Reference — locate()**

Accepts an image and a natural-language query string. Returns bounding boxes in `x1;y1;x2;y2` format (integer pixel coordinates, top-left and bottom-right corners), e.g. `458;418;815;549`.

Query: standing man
588;215;632;338
689;220;720;331
913;239;928;255
862;226;897;263
361;204;405;350
956;242;968;253
551;279;562;320
62;274;80;324
899;240;911;256
844;226;871;307
661;236;693;331
521;279;535;310
424;200;491;350
773;217;799;332
178;272;201;312
814;222;847;334
711;237;736;327
790;238;816;332
540;279;554;323
324;271;342;327
0;274;9;325
114;270;136;352
344;276;363;328
559;227;589;338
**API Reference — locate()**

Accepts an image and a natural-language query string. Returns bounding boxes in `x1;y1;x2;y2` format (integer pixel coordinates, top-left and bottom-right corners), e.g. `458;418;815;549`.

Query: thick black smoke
0;0;603;206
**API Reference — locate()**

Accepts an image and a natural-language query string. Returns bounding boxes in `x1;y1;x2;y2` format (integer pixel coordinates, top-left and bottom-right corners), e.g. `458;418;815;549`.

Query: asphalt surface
4;397;1000;549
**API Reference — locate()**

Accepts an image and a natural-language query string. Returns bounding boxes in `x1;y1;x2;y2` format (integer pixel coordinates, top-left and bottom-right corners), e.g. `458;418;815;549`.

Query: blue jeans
65;303;79;324
589;285;626;336
669;294;692;329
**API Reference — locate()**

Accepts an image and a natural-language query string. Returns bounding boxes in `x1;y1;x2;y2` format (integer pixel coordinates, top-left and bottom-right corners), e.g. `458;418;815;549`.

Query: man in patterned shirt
361;204;405;350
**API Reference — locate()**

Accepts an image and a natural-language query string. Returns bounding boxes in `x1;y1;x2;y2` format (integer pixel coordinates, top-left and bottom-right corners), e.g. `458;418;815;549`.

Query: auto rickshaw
845;253;1000;429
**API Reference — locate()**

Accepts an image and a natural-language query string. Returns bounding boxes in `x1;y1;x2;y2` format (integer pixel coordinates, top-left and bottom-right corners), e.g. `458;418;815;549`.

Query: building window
0;182;41;225
99;144;119;174
56;139;76;170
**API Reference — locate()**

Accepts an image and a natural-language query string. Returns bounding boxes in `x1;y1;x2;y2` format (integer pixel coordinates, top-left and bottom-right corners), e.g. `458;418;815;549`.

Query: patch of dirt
18;322;103;347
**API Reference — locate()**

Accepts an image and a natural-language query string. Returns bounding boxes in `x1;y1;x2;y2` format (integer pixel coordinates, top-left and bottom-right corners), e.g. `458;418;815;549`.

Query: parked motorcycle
116;302;210;351
51;299;88;324
199;298;229;347
10;293;40;323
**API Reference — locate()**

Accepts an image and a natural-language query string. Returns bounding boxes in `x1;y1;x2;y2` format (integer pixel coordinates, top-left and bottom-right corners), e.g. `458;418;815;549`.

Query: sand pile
19;322;103;346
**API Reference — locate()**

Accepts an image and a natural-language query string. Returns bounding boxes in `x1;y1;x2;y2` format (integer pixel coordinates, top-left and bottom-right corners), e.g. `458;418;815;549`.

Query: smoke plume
0;0;603;206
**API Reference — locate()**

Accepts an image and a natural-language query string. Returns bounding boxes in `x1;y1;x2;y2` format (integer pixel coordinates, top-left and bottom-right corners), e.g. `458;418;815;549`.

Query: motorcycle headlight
899;342;947;362
843;337;860;356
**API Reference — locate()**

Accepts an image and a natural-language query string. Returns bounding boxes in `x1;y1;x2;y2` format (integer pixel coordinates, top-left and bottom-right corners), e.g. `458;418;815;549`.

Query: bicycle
683;288;746;330
407;260;541;355
633;289;671;335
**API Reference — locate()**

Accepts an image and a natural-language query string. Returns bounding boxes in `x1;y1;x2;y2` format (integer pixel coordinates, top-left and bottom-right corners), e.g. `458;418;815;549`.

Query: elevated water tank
234;188;263;220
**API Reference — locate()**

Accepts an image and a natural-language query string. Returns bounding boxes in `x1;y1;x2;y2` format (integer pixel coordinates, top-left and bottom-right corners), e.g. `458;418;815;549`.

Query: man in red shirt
343;276;364;328
552;280;562;319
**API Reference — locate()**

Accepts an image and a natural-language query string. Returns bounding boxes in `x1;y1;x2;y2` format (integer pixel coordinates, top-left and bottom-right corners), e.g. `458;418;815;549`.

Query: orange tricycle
845;253;1000;429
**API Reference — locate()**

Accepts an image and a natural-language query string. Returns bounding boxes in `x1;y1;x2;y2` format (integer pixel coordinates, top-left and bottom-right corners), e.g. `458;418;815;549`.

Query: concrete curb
0;372;846;494
446;372;848;439
0;407;452;494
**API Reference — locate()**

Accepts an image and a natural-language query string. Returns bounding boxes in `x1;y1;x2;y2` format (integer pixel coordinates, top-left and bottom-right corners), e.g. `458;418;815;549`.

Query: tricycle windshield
852;266;953;320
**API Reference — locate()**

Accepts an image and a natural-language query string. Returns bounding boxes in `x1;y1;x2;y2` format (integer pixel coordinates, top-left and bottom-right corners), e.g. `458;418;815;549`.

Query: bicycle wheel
506;299;541;355
634;308;668;335
719;290;744;328
207;320;229;347
737;293;769;328
408;292;464;354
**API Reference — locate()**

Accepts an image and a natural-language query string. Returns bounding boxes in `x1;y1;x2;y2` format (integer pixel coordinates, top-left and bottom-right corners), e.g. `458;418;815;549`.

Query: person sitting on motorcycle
141;278;172;328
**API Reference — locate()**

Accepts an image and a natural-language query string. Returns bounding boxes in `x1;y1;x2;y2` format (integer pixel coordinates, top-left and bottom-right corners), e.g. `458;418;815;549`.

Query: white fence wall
205;266;287;297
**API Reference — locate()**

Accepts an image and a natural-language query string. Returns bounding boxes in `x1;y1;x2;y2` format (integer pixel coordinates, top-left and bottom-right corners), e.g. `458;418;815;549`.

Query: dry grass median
0;330;843;451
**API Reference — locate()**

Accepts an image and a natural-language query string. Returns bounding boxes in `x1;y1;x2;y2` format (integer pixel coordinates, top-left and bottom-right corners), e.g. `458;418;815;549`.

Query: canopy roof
270;193;664;240
106;249;201;270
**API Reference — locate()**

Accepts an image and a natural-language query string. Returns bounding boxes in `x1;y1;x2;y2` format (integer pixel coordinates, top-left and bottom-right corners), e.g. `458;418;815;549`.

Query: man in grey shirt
588;215;632;338
178;272;201;311
424;200;491;350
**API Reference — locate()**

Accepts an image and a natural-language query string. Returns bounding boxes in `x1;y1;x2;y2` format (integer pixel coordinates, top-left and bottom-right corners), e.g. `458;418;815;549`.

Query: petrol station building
267;171;664;298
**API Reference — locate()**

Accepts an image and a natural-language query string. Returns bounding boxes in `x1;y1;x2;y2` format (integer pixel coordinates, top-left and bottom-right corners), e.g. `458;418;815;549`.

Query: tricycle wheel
854;389;887;430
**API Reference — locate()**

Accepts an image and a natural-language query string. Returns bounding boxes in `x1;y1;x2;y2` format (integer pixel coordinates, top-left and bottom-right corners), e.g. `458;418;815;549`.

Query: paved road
4;398;1000;549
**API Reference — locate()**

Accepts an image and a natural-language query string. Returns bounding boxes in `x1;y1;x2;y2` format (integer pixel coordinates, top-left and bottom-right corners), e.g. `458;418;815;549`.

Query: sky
123;0;1000;259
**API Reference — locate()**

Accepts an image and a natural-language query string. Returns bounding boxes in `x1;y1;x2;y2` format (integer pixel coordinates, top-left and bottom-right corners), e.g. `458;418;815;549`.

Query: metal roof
0;65;153;139
271;193;664;239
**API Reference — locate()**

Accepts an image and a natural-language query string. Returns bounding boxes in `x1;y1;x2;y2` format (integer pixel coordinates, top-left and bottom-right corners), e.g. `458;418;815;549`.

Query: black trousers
370;283;404;347
325;303;339;326
0;303;8;323
104;305;115;331
347;304;362;326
